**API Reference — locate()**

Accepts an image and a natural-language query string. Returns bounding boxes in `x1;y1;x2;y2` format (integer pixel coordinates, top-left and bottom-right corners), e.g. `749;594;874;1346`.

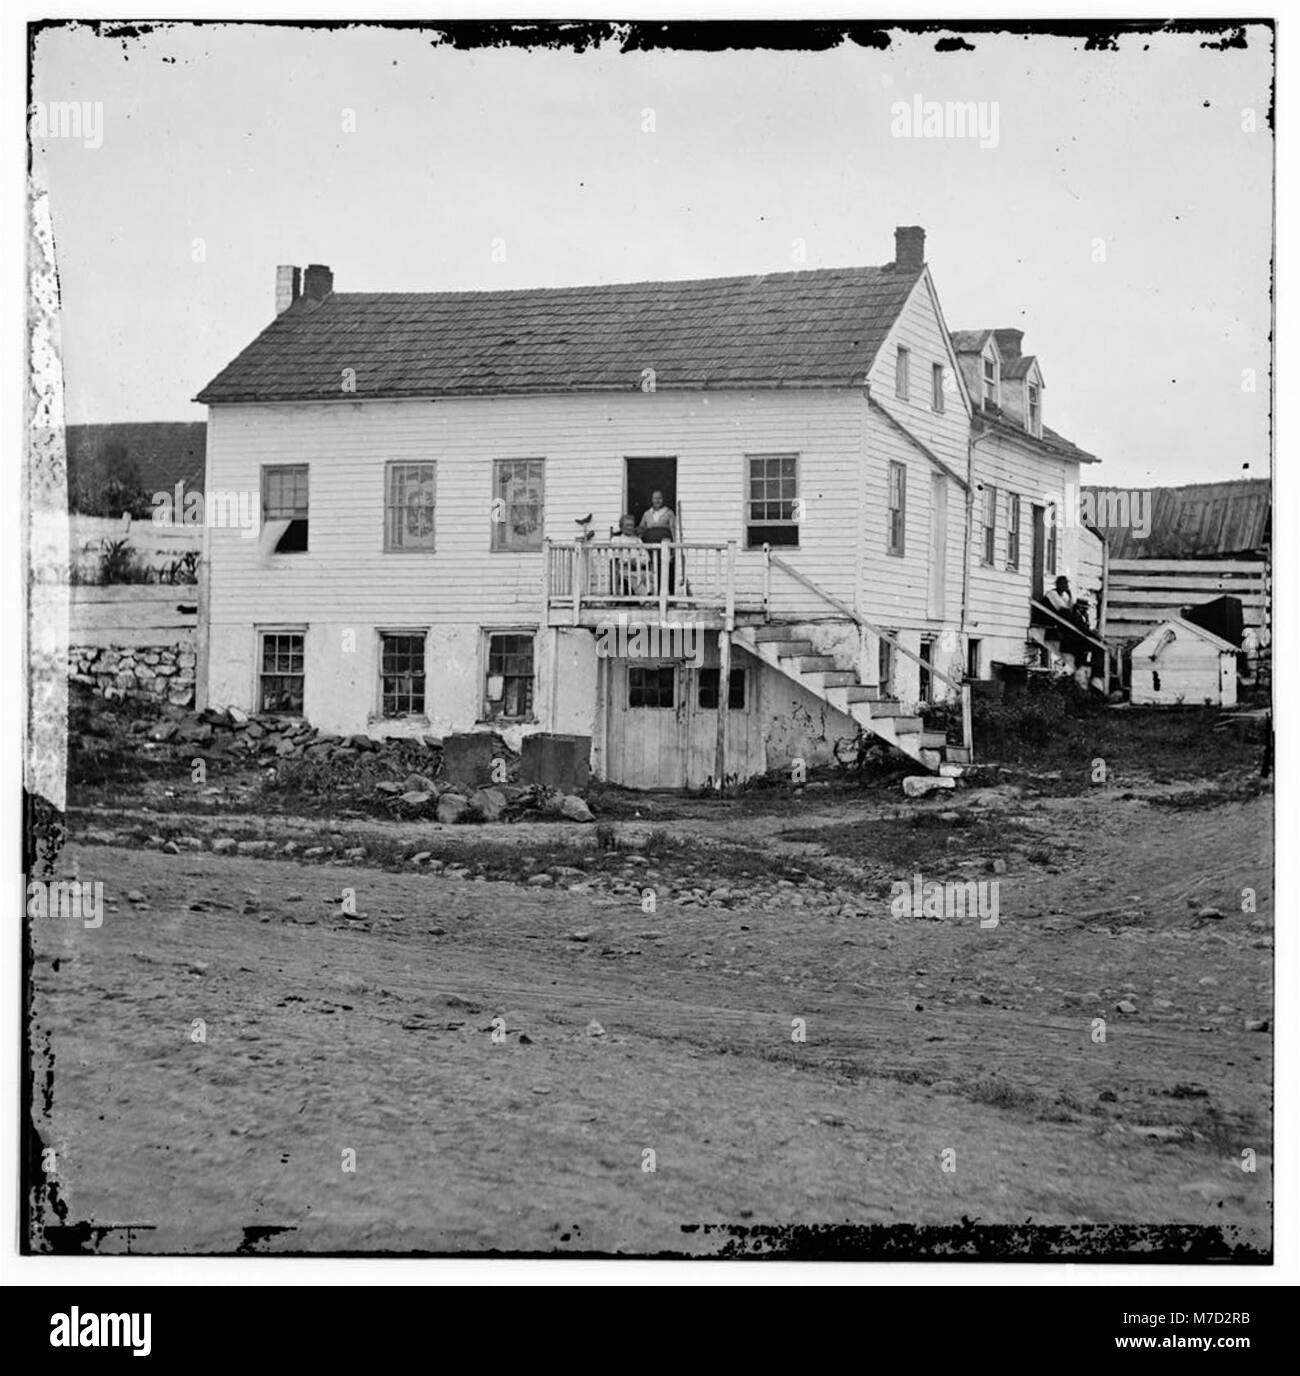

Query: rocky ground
28;697;1273;1257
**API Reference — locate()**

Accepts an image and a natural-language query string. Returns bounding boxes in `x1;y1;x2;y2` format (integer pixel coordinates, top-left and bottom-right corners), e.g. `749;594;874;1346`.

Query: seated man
1046;576;1090;634
610;514;652;597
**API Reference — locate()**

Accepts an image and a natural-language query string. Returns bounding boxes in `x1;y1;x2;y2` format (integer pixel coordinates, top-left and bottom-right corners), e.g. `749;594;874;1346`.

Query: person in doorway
638;491;677;592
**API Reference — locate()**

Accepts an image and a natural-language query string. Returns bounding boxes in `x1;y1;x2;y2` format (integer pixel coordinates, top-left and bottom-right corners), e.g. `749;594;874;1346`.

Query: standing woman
638;490;678;592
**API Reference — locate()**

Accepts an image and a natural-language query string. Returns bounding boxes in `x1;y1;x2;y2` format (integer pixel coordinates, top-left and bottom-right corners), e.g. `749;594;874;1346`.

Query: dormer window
1027;382;1041;436
982;355;998;409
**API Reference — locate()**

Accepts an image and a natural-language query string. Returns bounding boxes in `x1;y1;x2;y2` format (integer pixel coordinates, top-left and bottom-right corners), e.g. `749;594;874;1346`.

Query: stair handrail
1029;596;1112;653
765;549;972;758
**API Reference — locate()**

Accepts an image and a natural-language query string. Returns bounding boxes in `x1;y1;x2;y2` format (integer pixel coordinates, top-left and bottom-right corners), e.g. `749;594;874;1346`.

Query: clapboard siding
967;436;1078;646
861;273;971;634
205;390;867;630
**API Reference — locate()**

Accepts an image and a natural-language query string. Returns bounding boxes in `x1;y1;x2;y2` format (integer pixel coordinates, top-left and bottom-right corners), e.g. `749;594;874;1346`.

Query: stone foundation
68;644;196;708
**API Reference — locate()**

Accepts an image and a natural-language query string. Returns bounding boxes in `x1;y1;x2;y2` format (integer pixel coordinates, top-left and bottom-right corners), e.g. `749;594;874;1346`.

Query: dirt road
28;786;1272;1257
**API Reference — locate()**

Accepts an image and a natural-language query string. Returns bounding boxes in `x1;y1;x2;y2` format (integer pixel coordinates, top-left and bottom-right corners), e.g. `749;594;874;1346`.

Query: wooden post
572;540;583;626
714;627;731;792
961;682;974;761
714;541;737;792
762;543;772;621
659;542;670;620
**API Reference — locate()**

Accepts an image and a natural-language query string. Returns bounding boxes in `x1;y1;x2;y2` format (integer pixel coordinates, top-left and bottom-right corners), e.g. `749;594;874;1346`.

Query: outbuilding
1129;616;1238;707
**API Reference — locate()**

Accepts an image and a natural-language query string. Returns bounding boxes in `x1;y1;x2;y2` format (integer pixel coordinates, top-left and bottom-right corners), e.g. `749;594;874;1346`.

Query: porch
543;539;768;629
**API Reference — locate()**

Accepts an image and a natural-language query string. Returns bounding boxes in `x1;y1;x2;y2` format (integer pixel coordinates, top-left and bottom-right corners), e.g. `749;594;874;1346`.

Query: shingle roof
1085;479;1271;559
973;408;1098;464
1002;356;1037;381
950;329;992;354
196;264;925;404
65;422;206;496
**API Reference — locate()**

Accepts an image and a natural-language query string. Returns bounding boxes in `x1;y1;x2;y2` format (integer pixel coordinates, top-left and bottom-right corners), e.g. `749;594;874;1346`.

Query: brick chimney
994;328;1024;361
275;265;301;315
303;264;334;302
894;226;925;271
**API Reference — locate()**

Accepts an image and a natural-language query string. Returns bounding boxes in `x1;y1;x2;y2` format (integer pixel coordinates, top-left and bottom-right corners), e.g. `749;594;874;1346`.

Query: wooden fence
1103;557;1270;642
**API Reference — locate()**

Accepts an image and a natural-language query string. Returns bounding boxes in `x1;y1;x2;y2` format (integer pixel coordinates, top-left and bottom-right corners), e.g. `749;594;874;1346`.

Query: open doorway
624;457;678;535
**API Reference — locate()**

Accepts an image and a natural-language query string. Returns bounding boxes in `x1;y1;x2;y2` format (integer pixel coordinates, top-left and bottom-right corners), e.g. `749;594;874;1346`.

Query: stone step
824;684;875;705
889;716;924;735
920;748;944;769
945;746;972;764
920;730;948;749
938;763;965;778
806;670;859;688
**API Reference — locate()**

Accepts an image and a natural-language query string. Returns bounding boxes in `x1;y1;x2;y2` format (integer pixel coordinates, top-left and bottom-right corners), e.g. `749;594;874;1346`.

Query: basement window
258;631;304;715
698;667;746;710
380;633;427;717
262;465;309;553
484;631;535;720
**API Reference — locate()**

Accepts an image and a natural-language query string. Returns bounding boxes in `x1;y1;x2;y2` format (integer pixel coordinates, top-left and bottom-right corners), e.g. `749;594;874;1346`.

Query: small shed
1130;617;1238;708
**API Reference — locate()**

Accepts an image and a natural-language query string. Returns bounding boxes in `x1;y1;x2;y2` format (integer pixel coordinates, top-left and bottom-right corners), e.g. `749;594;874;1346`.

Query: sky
30;20;1274;488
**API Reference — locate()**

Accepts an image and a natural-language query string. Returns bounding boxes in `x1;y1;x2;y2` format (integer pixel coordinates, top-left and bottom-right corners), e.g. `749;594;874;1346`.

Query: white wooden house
195;229;1104;788
948;329;1108;680
1130;617;1238;708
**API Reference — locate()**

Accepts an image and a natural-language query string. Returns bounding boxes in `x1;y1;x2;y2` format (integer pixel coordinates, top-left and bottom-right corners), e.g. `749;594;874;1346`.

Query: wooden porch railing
543;539;756;623
766;549;974;759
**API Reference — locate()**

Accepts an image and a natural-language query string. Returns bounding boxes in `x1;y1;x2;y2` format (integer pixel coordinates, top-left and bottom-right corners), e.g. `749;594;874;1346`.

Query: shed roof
1086;479;1271;559
196;263;925;404
1135;616;1239;655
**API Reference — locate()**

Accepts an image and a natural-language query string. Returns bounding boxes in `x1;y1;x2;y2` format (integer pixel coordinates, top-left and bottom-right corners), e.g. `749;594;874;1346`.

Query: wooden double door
603;652;762;789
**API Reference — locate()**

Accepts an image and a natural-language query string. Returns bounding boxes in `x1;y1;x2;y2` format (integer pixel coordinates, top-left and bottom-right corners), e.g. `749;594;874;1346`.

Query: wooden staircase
734;625;969;775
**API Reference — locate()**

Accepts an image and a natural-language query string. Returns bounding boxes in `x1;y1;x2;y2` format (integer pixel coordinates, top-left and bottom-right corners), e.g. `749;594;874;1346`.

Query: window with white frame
981;484;997;564
259;631;304;715
385;462;437;551
887;461;906;556
931;362;945;412
895;346;910;401
982;355;999;409
1007;493;1021;570
484;631;535;720
1027;382;1041;435
262;465;309;553
491;459;545;551
745;453;799;548
379;633;427;717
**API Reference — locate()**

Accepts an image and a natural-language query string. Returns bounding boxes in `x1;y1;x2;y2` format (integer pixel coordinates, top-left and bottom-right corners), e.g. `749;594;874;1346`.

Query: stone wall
69;644;196;707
